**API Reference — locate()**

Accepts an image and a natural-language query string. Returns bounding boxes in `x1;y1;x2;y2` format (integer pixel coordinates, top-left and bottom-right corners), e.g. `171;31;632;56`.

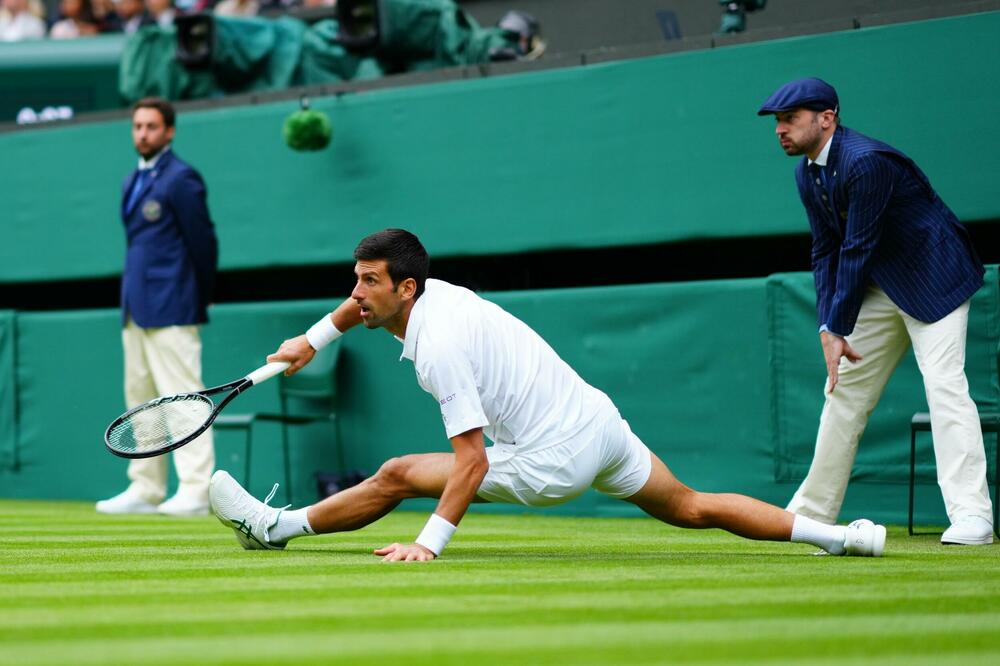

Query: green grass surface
1;500;999;665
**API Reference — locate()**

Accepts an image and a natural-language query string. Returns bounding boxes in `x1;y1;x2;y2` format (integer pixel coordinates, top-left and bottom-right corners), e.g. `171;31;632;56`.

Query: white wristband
305;315;342;351
415;513;457;556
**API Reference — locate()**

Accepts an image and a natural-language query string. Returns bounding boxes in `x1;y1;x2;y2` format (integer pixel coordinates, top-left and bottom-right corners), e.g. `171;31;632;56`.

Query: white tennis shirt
399;279;614;450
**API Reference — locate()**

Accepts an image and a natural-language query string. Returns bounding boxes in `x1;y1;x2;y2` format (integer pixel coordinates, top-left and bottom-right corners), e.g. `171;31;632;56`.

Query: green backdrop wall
1;271;997;526
1;11;999;285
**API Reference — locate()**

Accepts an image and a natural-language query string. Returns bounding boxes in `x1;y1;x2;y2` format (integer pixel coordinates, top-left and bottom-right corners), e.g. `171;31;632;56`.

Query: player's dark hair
132;97;176;128
354;229;430;298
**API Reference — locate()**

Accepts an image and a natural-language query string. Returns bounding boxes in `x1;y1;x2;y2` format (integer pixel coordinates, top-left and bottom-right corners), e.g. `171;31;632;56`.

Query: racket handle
245;361;291;385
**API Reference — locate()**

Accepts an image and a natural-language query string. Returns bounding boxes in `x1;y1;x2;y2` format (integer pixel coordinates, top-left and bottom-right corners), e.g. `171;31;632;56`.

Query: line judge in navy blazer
120;142;217;329
759;78;993;545
97;97;219;518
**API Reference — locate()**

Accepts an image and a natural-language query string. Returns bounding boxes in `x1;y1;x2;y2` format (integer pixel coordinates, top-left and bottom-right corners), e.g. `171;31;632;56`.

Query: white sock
790;514;847;555
270;507;316;543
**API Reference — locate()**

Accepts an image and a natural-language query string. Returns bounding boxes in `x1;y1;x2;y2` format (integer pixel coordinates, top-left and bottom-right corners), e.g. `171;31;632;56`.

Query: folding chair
908;411;1000;537
214;340;342;503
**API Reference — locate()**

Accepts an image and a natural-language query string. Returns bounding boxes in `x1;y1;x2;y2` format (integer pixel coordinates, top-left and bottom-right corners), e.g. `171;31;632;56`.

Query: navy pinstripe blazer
795;125;983;336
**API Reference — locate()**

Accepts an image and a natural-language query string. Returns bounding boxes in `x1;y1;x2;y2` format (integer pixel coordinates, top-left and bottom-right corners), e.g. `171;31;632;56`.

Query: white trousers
787;287;992;525
122;319;215;504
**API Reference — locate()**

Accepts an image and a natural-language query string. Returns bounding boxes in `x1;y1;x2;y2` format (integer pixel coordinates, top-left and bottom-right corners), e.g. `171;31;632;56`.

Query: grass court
2;500;999;665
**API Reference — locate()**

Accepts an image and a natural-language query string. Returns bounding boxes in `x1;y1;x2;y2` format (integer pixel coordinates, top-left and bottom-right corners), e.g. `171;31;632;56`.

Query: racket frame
103;362;289;459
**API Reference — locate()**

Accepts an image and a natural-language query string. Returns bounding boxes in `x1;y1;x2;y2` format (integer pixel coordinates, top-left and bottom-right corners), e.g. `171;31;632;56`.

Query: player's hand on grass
267;335;316;376
820;331;863;393
374;543;437;562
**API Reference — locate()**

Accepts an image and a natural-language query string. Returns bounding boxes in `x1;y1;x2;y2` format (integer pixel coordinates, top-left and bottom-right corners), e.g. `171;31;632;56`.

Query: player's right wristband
305;315;342;351
415;513;456;556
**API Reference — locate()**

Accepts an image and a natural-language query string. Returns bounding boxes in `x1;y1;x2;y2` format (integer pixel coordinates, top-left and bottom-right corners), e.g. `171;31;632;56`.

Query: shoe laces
232;482;290;545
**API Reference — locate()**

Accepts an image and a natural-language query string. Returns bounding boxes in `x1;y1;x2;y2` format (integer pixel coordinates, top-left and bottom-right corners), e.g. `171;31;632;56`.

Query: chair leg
244;426;253;493
909;428;917;536
994;431;999;538
281;421;292;505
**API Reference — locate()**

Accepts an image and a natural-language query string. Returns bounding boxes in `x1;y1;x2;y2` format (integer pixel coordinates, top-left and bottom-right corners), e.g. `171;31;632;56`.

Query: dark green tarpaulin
118;26;216;103
118;4;515;103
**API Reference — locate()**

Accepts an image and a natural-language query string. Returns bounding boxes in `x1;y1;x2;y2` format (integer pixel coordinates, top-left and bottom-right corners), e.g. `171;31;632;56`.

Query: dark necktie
809;162;827;187
810;163;831;205
126;169;150;214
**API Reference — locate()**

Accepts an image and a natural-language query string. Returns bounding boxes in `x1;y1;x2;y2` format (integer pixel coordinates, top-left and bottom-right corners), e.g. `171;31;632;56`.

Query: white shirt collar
138;145;171;171
808;133;833;167
399;290;429;361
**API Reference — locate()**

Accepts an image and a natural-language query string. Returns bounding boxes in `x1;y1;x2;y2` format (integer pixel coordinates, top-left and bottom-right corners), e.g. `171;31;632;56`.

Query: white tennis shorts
476;407;652;507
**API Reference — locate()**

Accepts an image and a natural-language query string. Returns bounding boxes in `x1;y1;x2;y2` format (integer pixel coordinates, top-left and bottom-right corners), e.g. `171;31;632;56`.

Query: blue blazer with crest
795;125;983;336
120;149;218;328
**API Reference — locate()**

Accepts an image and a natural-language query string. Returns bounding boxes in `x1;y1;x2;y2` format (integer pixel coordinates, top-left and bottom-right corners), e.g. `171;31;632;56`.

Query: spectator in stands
258;0;297;13
0;0;46;41
91;0;123;32
96;97;219;517
758;77;994;546
114;0;152;34
145;0;174;28
213;0;258;17
49;0;99;39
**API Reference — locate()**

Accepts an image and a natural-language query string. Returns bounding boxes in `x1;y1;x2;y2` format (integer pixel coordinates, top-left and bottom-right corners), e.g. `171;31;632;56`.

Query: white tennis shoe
843;518;886;557
95;489;158;514
157;493;209;517
209;470;288;550
941;515;994;545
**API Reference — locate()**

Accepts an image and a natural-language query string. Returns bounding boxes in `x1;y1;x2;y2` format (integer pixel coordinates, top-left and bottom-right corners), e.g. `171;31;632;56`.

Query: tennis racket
104;361;290;459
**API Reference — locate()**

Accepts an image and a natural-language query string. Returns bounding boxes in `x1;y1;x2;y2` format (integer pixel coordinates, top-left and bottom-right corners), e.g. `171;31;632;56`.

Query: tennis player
210;229;886;560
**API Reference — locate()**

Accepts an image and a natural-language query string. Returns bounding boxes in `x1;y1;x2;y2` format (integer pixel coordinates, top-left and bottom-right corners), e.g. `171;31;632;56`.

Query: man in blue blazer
97;97;219;517
759;78;993;545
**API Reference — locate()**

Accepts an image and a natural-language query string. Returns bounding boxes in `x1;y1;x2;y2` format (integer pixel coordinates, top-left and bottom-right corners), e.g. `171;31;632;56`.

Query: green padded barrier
768;266;1000;483
1;280;778;514
1;12;998;284
0;311;15;470
2;274;997;525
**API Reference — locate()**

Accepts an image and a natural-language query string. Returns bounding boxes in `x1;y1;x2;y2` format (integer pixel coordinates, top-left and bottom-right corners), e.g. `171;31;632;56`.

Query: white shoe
941;515;994;545
843;519;886;557
209;470;287;550
96;489;158;515
157;493;209;517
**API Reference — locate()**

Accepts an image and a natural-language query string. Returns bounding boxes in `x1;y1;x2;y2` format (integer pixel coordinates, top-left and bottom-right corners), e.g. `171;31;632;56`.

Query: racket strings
107;395;214;454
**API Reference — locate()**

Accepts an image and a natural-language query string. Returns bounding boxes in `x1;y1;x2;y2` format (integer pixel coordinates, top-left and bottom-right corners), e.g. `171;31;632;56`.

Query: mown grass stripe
1;500;998;666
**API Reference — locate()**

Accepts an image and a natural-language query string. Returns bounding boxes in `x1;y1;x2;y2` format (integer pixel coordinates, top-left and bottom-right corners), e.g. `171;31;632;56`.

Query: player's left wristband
305;315;342;351
415;513;456;556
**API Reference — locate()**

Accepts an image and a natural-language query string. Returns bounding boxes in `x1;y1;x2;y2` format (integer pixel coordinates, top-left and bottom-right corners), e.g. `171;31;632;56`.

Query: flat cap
757;77;839;116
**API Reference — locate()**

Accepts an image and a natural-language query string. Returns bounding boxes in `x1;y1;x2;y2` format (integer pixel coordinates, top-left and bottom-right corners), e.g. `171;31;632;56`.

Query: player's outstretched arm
376;428;489;562
267;297;361;376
